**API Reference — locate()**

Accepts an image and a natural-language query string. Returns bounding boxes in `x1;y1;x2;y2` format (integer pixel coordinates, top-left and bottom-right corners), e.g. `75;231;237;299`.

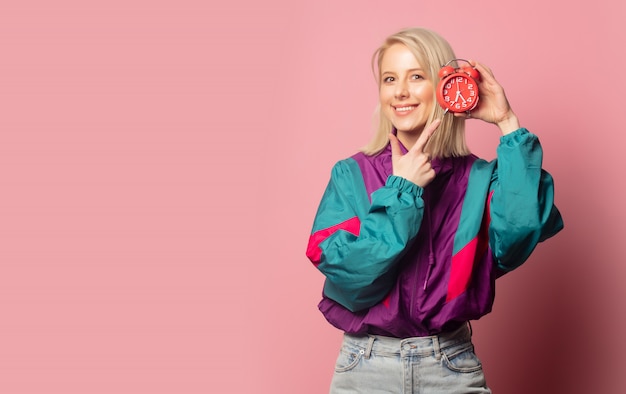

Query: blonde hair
361;28;470;158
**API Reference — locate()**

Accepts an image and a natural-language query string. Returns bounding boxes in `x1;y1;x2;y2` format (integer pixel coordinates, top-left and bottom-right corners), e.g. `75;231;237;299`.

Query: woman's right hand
389;119;441;188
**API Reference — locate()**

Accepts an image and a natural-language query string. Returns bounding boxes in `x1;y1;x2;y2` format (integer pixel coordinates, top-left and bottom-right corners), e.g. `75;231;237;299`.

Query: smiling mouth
394;105;417;112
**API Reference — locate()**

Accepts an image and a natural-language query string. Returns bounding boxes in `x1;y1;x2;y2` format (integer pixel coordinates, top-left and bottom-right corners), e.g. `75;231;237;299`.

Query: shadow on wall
473;137;620;393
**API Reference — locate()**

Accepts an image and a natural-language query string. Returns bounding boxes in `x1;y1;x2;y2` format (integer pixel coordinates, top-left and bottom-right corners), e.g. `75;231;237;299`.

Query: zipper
410;187;437;319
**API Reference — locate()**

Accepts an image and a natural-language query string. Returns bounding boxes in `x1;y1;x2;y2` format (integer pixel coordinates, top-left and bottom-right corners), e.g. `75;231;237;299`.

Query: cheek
416;85;434;102
379;87;393;104
378;89;395;118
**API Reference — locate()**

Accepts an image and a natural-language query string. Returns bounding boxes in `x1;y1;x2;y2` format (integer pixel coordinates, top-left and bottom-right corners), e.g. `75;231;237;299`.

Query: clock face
437;73;479;113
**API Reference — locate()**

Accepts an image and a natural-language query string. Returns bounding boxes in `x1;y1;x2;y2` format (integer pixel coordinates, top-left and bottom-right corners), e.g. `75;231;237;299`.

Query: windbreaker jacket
306;128;563;337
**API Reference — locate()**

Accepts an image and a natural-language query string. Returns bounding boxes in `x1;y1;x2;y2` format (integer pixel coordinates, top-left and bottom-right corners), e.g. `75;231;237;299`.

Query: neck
396;130;422;151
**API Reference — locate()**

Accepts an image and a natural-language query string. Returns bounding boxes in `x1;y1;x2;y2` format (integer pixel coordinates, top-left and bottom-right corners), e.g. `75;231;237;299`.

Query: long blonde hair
361;28;470;158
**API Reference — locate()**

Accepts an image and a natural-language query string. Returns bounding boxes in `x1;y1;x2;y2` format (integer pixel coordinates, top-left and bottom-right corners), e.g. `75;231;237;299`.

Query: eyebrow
381;68;425;75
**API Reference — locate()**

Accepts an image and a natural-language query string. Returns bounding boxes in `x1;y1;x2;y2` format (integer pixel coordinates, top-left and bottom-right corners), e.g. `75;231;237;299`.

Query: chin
395;123;426;134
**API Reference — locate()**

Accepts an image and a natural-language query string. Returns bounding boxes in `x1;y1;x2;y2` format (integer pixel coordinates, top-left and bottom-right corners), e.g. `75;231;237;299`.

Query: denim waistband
343;323;472;358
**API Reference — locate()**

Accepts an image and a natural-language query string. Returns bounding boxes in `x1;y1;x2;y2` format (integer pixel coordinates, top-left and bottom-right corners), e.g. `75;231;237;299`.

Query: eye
383;76;395;83
411;73;424;80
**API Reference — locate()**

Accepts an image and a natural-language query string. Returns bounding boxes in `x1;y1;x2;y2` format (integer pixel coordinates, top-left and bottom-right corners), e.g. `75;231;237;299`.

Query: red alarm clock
436;59;481;114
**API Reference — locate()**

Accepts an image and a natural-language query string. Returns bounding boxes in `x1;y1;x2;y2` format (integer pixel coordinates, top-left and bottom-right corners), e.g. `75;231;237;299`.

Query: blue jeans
329;324;491;394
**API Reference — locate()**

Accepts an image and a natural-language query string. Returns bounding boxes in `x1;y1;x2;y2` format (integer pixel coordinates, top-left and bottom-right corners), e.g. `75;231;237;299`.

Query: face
379;43;434;136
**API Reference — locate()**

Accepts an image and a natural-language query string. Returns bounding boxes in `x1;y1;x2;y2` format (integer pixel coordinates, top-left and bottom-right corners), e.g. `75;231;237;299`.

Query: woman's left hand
455;61;520;135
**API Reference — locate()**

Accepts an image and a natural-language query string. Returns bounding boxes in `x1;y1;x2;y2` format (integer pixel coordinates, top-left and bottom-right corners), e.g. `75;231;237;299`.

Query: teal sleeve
489;128;564;272
308;159;424;312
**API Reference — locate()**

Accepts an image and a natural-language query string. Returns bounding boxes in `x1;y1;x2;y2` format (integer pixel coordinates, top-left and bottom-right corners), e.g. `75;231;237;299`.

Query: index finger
411;119;441;153
388;132;402;159
470;61;495;82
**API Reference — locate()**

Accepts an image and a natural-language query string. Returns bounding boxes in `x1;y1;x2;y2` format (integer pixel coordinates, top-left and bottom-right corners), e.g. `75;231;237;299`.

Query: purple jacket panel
318;145;496;337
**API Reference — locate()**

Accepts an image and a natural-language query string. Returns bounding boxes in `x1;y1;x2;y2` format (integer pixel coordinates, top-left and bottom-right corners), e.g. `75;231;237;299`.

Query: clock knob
462;65;480;81
438;65;455;79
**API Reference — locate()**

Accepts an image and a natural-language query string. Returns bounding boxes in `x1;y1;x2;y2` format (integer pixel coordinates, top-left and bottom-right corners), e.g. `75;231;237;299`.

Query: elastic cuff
499;127;531;146
386;175;422;197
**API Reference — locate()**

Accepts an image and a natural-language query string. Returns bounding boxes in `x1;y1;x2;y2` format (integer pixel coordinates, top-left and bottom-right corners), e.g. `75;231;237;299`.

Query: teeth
396;106;415;112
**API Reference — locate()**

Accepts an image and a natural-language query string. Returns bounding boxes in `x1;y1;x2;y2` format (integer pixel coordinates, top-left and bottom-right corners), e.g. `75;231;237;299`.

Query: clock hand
455;79;467;103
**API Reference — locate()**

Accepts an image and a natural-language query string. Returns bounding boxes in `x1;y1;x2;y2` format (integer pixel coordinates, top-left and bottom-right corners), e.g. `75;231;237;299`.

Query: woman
306;27;563;393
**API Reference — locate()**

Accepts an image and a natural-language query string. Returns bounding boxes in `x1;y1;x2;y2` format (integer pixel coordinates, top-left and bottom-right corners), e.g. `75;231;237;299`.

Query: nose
395;80;409;99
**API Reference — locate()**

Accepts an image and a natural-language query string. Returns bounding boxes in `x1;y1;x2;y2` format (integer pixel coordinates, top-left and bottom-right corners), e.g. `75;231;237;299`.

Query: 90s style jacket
306;128;563;338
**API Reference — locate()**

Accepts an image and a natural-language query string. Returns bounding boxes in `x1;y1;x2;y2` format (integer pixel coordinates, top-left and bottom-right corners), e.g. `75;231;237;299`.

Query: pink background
1;1;625;393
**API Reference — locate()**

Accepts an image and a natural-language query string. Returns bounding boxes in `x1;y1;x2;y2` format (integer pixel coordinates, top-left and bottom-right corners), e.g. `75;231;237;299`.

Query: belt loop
364;335;375;359
432;335;441;360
